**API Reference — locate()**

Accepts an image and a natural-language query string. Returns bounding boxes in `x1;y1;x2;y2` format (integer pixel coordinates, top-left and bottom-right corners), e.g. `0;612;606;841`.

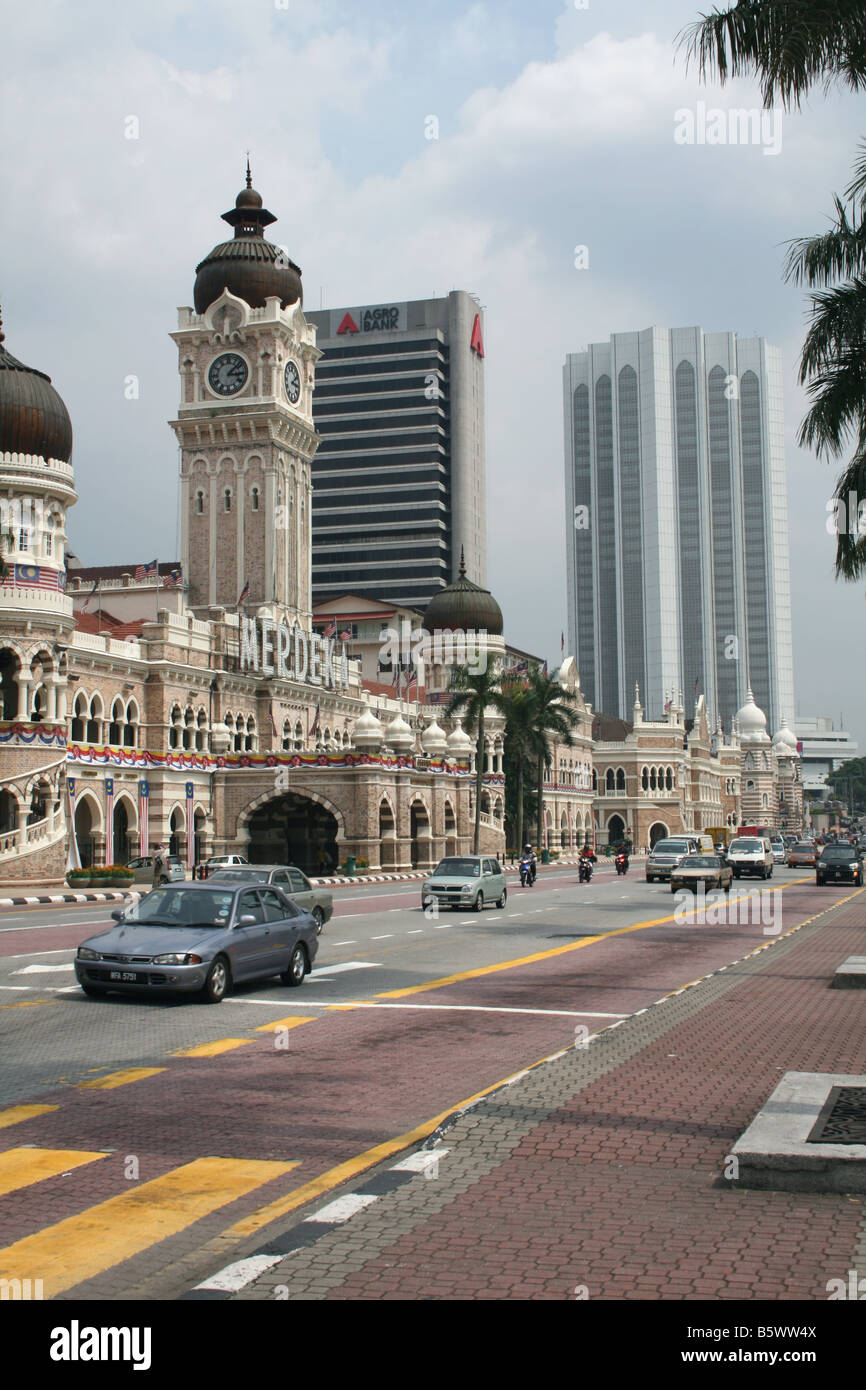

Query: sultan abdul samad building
0;173;515;888
0;173;803;888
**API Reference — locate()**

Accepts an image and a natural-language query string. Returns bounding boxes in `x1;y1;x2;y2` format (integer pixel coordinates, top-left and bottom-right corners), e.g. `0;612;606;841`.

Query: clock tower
170;167;320;625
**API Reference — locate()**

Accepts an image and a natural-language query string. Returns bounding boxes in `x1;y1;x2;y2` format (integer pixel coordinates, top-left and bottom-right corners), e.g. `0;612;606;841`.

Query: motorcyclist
523;844;537;884
578;844;594;882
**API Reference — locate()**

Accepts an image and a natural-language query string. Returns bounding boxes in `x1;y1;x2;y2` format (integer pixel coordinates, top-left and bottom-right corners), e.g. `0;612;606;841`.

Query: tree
825;753;866;811
680;3;866;580
679;3;866;110
525;666;582;852
500;679;535;855
784;151;866;576
447;662;507;854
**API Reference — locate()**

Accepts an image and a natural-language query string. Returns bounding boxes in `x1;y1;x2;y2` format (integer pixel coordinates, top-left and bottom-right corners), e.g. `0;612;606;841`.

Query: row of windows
317;339;446;362
193;486;263;515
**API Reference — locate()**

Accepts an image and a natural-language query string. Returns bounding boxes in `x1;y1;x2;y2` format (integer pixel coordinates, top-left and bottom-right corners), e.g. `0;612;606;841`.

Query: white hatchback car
726;836;774;879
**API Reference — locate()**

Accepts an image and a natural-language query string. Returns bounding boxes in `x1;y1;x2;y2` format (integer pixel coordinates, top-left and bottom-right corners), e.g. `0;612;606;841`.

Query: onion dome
421;716;447;755
193;160;303;314
446;722;473;755
772;719;799;755
735;686;769;742
351;701;384;751
0;307;73;462
383;711;414;752
422;548;503;637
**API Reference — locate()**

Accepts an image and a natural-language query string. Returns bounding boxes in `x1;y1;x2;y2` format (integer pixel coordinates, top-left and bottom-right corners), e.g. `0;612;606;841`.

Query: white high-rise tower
563;326;794;734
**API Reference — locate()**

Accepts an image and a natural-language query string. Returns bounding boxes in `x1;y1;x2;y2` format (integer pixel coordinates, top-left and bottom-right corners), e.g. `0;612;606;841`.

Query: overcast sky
2;0;863;748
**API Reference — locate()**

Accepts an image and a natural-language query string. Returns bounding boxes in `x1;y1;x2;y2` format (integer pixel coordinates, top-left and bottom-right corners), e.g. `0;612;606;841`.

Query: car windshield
434;859;480;877
821;846;855;860
731;839;761;851
792;844;812;852
653;840;689;853
681;856;719;868
129;888;235;926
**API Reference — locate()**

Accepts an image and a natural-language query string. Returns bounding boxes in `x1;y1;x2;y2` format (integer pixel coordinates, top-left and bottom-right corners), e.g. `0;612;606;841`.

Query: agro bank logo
240;616;350;691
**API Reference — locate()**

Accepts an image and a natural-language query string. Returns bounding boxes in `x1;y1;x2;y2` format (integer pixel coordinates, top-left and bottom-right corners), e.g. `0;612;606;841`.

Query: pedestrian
152;842;168;888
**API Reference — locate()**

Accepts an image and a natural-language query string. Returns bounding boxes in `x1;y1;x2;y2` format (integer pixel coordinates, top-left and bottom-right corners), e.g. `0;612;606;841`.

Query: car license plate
109;970;140;982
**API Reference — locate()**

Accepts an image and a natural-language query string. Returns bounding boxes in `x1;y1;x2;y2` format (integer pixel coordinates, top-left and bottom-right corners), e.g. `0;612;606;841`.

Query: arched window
666;766;674;791
109;699;124;746
642;767;649;791
70;691;87;742
650;766;657;791
196;708;208;751
123;700;139;748
605;768;615;792
245;716;256;752
251;486;260;512
195;490;205;515
169;704;183;750
224;489;232;513
86;696;102;744
183;706;195;750
616;767;625;791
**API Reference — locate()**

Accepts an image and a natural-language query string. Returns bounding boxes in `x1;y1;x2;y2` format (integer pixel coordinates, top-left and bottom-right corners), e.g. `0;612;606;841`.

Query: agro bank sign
240;617;350;691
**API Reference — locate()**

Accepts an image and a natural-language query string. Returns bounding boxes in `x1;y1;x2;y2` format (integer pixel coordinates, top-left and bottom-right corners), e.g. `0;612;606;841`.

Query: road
0;860;843;1300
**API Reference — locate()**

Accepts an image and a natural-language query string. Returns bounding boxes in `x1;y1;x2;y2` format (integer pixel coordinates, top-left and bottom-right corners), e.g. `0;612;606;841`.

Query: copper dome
193;164;302;314
423;550;503;636
0;310;73;463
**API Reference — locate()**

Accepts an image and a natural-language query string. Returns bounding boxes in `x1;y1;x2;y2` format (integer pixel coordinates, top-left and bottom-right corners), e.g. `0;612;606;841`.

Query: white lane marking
8;949;74;959
195;1254;285;1292
308;961;381;977
325;1002;627;1019
433;923;450;929
12;963;76;975
392;1149;449;1173
407;929;423;935
371;934;393;940
0;985;41;991
306;1193;378;1224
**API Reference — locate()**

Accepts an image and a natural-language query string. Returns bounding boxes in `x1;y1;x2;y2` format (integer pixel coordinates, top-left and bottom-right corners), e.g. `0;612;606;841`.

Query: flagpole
155;560;159;620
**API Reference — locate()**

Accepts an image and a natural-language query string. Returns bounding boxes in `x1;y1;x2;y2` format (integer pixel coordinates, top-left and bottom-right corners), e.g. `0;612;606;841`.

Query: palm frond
678;1;866;110
784;197;866;287
831;448;866;577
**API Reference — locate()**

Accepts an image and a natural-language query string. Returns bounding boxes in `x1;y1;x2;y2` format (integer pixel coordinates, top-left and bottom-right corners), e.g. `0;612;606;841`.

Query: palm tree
679;2;866;110
447;662;507;854
680;2;866;580
784;150;866;576
500;679;534;855
525;666;582;853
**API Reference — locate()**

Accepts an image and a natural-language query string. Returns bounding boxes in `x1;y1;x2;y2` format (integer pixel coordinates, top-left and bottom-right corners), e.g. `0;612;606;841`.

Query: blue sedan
74;881;319;1004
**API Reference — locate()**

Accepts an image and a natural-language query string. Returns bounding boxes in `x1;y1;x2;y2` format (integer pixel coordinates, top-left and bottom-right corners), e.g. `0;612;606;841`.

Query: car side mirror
111;908;124;922
238;914;257;926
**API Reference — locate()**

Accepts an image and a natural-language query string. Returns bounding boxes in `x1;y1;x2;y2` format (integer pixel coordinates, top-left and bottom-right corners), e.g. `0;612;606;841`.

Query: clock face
208;352;248;397
284;360;301;404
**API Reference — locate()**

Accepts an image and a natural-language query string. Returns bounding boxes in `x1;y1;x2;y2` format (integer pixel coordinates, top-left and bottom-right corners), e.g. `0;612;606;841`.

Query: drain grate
807;1086;866;1144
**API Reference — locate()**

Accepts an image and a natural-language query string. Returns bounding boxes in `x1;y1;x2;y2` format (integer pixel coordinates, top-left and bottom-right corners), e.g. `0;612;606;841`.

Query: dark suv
815;844;863;887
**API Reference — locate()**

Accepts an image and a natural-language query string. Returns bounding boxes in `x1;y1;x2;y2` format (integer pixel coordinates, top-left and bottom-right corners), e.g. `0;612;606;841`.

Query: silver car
208;864;333;934
421;855;507;912
645;837;695;883
74;881;319;1003
126;854;186;885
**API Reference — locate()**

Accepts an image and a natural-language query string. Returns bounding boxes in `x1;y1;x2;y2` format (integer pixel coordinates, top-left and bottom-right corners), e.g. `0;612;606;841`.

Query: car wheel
282;943;308;987
473;893;483;912
201;956;229;1004
768;866;774;878
647;875;655;884
670;883;677;894
80;982;107;998
496;889;507;908
312;907;325;936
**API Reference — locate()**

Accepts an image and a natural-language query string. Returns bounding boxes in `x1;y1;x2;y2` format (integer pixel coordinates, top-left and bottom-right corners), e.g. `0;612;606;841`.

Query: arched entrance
247;792;339;875
194;808;206;867
606;813;625;848
379;799;396;870
648;821;669;848
74;796;99;868
410;801;431;869
113;799;131;864
0;648;20;719
169;807;184;860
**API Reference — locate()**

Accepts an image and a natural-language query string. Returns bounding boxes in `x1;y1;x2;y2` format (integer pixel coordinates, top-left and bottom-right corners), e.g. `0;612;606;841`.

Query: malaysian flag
162;566;182;589
135;559;158;581
3;564;66;591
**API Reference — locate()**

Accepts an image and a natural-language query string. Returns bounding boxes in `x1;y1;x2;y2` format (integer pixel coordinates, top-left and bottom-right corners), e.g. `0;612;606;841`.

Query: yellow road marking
0;1147;107;1197
0;999;56;1010
173;1039;253;1058
0;1105;59;1130
376;881;812;1001
0;1156;299;1299
77;1067;166;1090
253;1016;317;1034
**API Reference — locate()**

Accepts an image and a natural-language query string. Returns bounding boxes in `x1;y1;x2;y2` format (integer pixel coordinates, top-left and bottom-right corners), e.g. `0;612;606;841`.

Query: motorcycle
519;857;535;887
615;853;629;876
578;857;593;883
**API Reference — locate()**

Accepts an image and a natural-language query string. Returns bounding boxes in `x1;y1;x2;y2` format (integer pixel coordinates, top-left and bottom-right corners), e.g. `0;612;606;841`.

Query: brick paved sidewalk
230;890;866;1301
